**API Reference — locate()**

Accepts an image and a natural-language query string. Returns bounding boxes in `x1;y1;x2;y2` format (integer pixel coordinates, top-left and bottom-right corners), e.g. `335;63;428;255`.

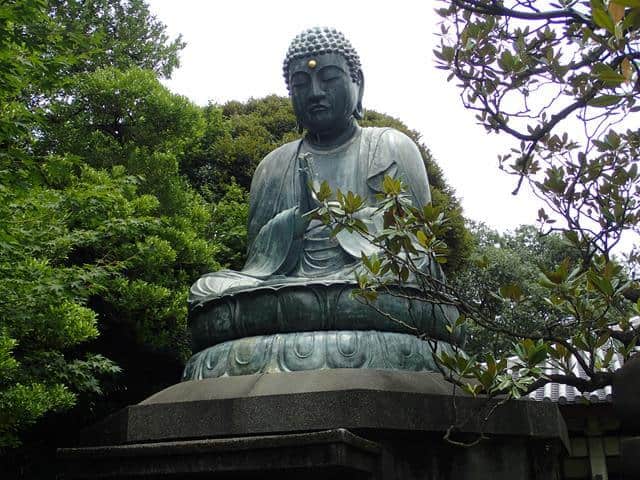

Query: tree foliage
42;67;205;212
0;0;108;448
39;67;218;404
434;0;639;259
435;0;640;363
0;0;215;454
313;170;637;404
453;223;580;356
48;0;185;78
183;96;300;201
208;182;250;271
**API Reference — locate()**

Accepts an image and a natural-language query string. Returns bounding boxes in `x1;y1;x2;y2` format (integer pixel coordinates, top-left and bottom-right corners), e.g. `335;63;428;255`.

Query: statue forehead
288;53;350;74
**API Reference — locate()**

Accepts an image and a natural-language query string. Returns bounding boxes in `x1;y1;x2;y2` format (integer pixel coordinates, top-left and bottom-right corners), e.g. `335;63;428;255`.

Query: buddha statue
182;27;463;380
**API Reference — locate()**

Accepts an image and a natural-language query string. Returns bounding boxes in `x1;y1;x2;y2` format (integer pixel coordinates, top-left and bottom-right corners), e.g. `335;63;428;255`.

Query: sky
146;0;541;231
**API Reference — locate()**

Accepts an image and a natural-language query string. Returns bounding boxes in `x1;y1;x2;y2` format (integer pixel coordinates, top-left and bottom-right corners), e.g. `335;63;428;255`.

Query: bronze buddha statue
183;27;462;380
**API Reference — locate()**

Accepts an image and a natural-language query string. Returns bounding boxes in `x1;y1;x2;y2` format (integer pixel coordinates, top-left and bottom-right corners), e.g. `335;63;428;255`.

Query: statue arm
371;129;447;281
242;143;306;278
338;128;442;279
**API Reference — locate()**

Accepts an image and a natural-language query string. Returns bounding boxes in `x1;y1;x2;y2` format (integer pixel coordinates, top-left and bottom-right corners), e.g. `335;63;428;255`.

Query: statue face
288;53;360;138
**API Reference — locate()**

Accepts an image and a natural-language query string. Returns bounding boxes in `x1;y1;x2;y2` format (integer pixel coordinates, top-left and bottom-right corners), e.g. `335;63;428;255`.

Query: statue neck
305;118;359;149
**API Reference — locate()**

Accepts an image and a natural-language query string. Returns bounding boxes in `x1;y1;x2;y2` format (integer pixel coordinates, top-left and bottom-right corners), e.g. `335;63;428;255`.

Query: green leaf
416;230;428;247
595;332;611;348
592;63;625;86
498;50;516;72
499;283;524;302
463;383;480;397
603;348;615;368
573;334;590;351
588;95;622;107
436;46;455;63
587;271;614;296
422;203;441;222
528;345;549;366
382;175;403;195
361;252;372;272
317;180;332;202
562;230;579;246
400;266;410;282
592;6;616;33
541;258;571;285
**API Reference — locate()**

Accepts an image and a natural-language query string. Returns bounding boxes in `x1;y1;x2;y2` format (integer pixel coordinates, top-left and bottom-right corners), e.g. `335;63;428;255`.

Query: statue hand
298;152;321;214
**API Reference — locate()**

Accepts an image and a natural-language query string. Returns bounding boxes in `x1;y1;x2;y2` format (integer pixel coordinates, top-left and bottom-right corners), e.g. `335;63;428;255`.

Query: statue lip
308;104;329;113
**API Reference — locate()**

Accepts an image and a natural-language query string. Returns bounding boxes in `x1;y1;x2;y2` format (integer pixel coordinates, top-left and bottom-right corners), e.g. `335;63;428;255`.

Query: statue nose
309;77;325;100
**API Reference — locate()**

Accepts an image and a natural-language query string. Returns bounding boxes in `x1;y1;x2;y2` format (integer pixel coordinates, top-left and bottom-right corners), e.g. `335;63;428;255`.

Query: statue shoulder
255;139;301;174
250;138;301;191
362;127;430;205
361;127;421;157
361;126;424;173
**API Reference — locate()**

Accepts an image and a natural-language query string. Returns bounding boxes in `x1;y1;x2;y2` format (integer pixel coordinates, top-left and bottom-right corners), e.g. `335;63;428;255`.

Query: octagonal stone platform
60;369;569;479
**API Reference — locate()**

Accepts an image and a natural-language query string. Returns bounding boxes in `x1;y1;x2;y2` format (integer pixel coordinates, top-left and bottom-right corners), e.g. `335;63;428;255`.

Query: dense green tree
1;0;59;149
41;67;204;212
2;160;150;447
183;96;298;201
0;0;215;457
208;182;250;270
0;0;113;449
39;67;218;399
453;224;580;355
48;0;184;78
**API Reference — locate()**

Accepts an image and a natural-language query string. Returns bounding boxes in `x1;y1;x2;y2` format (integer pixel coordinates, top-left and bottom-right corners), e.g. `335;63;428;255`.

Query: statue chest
301;133;365;195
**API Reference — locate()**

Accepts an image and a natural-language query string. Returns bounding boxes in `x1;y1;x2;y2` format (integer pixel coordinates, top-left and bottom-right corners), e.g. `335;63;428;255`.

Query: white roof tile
526;355;624;404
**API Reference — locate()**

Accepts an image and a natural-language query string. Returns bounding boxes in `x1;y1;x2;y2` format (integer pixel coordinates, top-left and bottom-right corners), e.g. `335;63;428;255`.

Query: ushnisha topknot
283;27;362;91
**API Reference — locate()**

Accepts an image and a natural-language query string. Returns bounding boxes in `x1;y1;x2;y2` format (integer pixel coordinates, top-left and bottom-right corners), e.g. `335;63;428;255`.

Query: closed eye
320;66;345;82
291;72;310;87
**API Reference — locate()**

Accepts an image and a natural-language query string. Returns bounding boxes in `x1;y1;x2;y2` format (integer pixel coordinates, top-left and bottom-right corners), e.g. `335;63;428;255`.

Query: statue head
283;27;364;142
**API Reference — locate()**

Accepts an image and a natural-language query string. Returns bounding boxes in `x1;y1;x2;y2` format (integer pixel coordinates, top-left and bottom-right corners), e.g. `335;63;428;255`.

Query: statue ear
354;72;365;120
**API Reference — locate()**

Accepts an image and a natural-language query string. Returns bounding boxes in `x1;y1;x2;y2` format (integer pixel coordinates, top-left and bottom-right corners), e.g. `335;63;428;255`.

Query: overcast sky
146;0;541;231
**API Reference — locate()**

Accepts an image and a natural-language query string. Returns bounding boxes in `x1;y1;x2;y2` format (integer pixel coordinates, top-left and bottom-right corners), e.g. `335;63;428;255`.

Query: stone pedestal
59;369;568;479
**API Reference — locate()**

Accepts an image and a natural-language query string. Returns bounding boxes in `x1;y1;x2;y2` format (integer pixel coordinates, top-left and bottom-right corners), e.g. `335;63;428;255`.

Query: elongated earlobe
354;101;364;120
354;72;365;120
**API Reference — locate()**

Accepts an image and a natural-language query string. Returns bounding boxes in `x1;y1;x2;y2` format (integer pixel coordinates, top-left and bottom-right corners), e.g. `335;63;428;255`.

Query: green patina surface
184;28;463;377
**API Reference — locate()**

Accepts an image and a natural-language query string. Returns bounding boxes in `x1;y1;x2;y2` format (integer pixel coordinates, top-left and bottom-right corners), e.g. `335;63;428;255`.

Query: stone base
59;369;569;479
60;429;380;479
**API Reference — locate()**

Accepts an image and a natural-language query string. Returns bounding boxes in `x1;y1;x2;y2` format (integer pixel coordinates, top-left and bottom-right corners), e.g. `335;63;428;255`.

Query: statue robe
189;127;438;308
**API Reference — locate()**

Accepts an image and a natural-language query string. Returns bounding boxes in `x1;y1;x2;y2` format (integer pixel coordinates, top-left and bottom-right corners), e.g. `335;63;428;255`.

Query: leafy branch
308;175;638;401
